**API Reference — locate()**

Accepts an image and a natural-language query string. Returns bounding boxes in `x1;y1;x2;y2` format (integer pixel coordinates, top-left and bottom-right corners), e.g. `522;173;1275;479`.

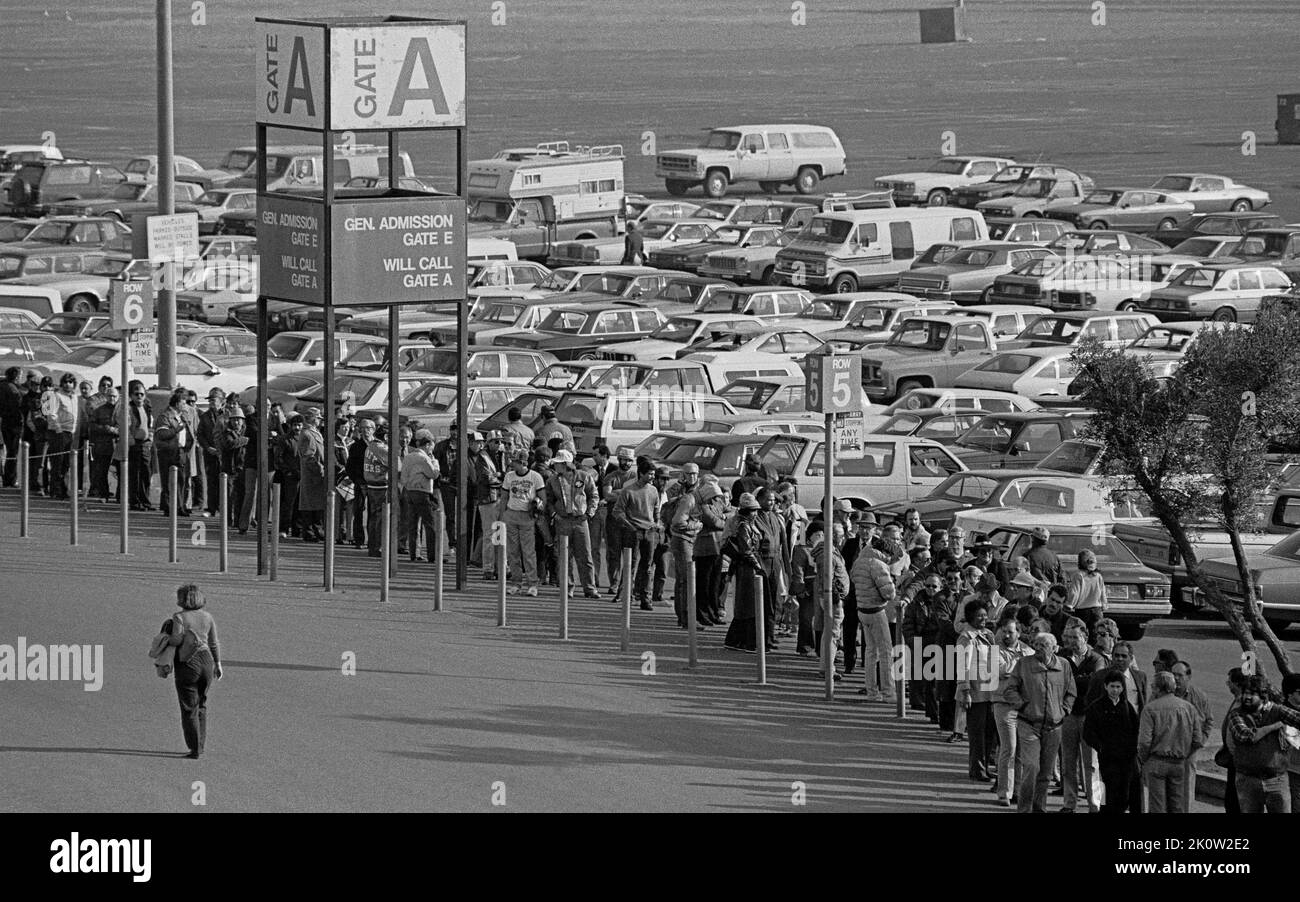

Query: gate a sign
806;353;862;415
255;18;466;131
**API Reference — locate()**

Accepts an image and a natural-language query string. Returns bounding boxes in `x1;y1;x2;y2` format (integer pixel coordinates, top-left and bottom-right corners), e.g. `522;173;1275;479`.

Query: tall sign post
806;351;862;702
253;16;468;592
155;0;177;389
109;277;156;555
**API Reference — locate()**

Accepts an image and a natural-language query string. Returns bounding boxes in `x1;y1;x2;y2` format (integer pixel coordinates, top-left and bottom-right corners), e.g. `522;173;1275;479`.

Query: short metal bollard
269;484;280;582
686;556;698;669
218;473;229;573
620;547;632;652
324;492;335;592
168;466;179;564
68;444;79;546
494;520;507;627
18;442;29;538
433;506;445;611
380;501;391;603
754;573;767;685
558;533;570;640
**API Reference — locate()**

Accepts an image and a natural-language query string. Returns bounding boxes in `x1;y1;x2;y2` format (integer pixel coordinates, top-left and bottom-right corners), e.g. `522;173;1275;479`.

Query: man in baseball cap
545;448;600;598
1027;524;1063;585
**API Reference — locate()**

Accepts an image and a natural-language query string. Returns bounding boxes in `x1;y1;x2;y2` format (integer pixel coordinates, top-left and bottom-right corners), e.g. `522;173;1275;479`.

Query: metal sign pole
18;442;29;538
558;533;570;640
434;507;445;611
686;555;698;668
119;336;130;554
68;445;79;546
323;298;336;593
620;547;633;652
218;472;229;573
168;465;179;563
256;296;268;575
755;572;768;685
388;305;400;580
456;120;469;591
381;502;391;603
497;527;508;626
824;412;835;702
154;0;177;388
269;484;280;582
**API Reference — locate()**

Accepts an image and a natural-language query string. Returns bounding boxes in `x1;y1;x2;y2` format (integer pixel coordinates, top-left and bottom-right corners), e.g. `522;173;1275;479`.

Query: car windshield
1020;318;1081;343
61;345;117;366
913;245;959;266
108;183;148;200
1036;441;1100;474
584;274;633;295
0;221;37;242
1130;327;1194;351
700;130;741;150
992;166;1029;183
695;202;735;219
802;217;853;244
1235;233;1290;256
404;382;457;411
926;159;970;175
800;299;851;320
1265;531;1300;560
220;150;256;172
0;254;26;274
1014;257;1061;278
948;248;998;266
1083;190;1123;205
640;223;673;240
479;302;524;325
650;317;703;342
39;316;85;336
887;320;950;351
709;227;745;245
409;348;458;374
958;417;1020;450
879;413;922;435
554;393;606;427
537;269;578;292
197;190;232;206
266;334;309;360
27;221;75;243
974;354;1037;375
1013;178;1055;198
1151;175;1194;191
537;310;588;334
1172;237;1228;257
1170;268;1221;289
85;257;131;276
719;382;777;409
935;473;1001;504
848;308;889;329
467;199;514;224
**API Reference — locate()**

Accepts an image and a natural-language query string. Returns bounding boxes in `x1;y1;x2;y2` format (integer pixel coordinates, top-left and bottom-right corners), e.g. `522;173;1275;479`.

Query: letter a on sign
388;38;449;118
285;37;317;117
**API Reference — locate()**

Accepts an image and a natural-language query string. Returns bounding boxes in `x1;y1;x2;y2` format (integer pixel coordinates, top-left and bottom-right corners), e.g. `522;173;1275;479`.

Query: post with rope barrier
558;533;570;640
269;484;281;582
218;473;229;573
433;506;445;611
754;572;767;685
686;553;698;669
18;441;29;538
380;501;391;603
68;444;79;546
620;547;632;652
168;465;179;564
494;519;508;627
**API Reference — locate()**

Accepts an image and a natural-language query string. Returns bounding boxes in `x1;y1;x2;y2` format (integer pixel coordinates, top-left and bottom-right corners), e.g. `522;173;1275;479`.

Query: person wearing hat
197;388;228;518
400;428;441;562
545;449;601;598
360;419;394;558
600;447;637;593
216;402;249;526
432;423;461;546
851;525;897;702
0;366;24;489
723;492;767;652
731;452;769;508
153;387;194;515
1026;526;1063;586
692;479;732;626
609;457;661;610
535;405;573;454
272;414;304;538
296;407;327;541
465;430;499;576
664;462;708;629
1066;548;1108;641
501;448;546;596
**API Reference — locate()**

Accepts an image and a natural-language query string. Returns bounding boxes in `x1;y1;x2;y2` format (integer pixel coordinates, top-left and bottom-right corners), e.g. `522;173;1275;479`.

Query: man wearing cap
502;449;545;596
296;408;327;541
153;387;193;515
723;492;768;651
602;447;637;595
217;403;249;524
468;431;501;577
665;462;706;629
546;449;600;597
433;423;461;546
197;388;228;519
1026;526;1063;586
401;429;441;562
346;418;374;548
361;420;395;558
611;457;661;610
501;405;535;450
852;522;897;702
693;479;731;626
535;405;573;453
273;414;304;538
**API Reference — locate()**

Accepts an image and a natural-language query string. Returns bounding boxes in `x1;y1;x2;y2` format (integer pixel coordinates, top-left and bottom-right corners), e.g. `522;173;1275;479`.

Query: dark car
0;216;131;251
37;312;114;345
873;406;995;445
493;303;666;360
1044;229;1169;256
1152;211;1282;249
951;163;1090;209
647;223;785;274
1224;227;1300;282
476;389;562;434
215;208;257;237
871;468;1048;532
0;329;73;367
948;411;1093;469
5;160;128;217
50;180;206;221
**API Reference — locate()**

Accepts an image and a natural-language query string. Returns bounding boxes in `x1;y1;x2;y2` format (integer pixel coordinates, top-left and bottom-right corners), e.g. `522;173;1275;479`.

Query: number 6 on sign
108;279;156;332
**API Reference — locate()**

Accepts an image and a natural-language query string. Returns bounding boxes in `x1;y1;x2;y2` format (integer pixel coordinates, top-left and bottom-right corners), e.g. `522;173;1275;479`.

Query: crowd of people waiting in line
5;367;1298;812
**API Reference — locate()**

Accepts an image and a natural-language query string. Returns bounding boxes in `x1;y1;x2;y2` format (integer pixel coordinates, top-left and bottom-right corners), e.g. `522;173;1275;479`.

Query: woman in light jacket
165;584;222;759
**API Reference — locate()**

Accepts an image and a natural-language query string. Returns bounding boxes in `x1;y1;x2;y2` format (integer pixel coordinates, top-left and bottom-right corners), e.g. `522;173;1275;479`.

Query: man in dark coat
1083;668;1142;813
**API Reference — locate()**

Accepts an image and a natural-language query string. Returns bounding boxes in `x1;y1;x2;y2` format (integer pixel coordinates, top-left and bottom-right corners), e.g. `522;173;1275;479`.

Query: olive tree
1071;309;1300;678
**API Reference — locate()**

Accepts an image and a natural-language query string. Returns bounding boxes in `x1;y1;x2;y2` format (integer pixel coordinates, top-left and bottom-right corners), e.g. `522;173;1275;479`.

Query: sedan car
1148;173;1272;214
193;188;257;234
1152;211;1281;248
1044;229;1171;256
951;163;1091;209
946;411;1093;469
1137;262;1292;323
0;216;131;251
676;324;825;360
476;389;563;434
999;311;1158;350
0;330;72;368
1166;236;1241;260
694;285;814;319
954;347;1081;399
38;341;243;396
870;406;987;444
1046;188;1195;233
493;304;667;360
872;468;1074;531
874;156;1017;207
403;346;555;384
549;219;718;267
49;180;205;221
898;242;1057;305
975;175;1092;220
714;377;807;414
597;313;766;360
986;218;1073;245
37;312;112;345
647;223;785;273
384;378;547;438
174;256;258;324
1188;529;1300;634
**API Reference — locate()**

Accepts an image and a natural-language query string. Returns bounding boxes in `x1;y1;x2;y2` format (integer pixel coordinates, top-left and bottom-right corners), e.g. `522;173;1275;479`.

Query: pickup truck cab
6;160;128;216
819;298;957;351
858;315;999;402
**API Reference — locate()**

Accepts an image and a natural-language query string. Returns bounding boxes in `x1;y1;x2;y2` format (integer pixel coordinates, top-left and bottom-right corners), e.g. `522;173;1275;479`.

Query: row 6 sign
257;18;467;130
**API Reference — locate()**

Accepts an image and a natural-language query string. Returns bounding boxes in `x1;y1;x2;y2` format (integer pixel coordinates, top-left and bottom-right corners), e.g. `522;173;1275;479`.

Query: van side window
955;323;988;350
742;134;765;153
791;132;836;149
951;217;979;241
766;133;789;150
889;222;914;261
613;399;653;431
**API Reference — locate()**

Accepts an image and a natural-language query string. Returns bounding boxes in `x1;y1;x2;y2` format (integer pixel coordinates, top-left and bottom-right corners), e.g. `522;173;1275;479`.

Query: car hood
956;182;1019;199
953;371;1018;392
1201;552;1299;580
908;263;987;279
878;171;940;183
601;338;680;357
1049;202;1111;217
654;241;727;258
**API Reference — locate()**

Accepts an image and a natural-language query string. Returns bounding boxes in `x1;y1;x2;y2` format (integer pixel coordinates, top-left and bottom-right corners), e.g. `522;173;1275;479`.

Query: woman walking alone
166;584;223;759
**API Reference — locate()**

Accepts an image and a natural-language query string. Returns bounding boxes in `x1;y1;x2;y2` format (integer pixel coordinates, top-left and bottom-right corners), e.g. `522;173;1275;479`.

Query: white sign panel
835;411;865;460
146;213;200;264
330;23;466;130
255;20;326;128
128;327;157;371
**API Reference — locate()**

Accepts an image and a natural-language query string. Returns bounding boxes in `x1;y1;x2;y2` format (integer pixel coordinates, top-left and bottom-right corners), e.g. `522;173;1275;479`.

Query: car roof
1193;261;1286;271
959;305;1046;316
900;314;987;326
968;410;1091;423
961;467;1056;480
674;433;770;448
723;376;804;387
987;346;1077;359
1158;172;1229;180
641;217;717;228
1034;311;1147;321
715;124;838;133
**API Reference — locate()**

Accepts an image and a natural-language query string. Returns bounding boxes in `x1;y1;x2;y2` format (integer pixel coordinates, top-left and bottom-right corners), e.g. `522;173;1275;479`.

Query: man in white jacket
852;538;897;702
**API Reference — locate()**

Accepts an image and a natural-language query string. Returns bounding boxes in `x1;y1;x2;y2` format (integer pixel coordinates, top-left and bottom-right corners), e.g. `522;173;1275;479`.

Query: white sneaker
507;585;522;596
526;586;538;597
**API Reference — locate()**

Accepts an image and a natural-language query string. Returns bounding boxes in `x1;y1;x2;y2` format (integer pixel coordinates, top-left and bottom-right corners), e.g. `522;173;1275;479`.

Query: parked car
975;173;1094;220
871;406;987;444
403;346;556;384
0;330;72;367
493;303;667;360
953;305;1046;341
6;160;128;216
0;216;131;251
954;347;1081;399
858;315;999;402
656;123;847;197
1;251;145;313
174;256;259;324
1137;262;1292;323
946;410;1093;469
818;298;959;351
36;312;112;345
714;377;808;415
1225;228;1300;282
678;324;825;360
1045;187;1195;233
694;285;814;319
698;229;802;284
556;388;739;453
874;156;1017;207
596;313;766;361
785;291;923;335
0;305;43;331
193;188;257;234
898;242;1057;305
50;180;206;220
550;219;718;267
1184;529;1300;634
1152;211;1282;248
647;223;785;274
122;154;229;187
1044;229;1169;255
39;341;242;396
988;254;1167;311
383;378;537;439
476;389;563;434
624;197;701;223
1148;173;1271;213
1049;254;1200;313
1166;236;1241;260
1120;320;1232;378
952;163;1091;209
528;361;619;391
986;218;1073;245
1000;311;1159;350
872;468;1087;531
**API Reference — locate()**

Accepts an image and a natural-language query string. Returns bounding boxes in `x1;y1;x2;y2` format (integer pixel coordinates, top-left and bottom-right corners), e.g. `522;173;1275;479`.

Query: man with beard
1227;674;1300;813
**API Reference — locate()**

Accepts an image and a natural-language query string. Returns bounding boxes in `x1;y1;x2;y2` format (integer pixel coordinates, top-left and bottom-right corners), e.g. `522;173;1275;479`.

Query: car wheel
758;181;782;194
1022;210;1041;218
108;211;125;223
1231;199;1253;213
665;179;690;197
577;351;600;361
703;170;729;199
1156;218;1177;231
759;265;775;284
1089;220;1108;231
1117;622;1146;641
1117;300;1138;312
896;378;926;398
979;286;994;304
926;189;949;207
830;272;858;293
68;294;99;314
794;167;820;195
575;232;597;240
1211;306;1237;323
1265;617;1291;636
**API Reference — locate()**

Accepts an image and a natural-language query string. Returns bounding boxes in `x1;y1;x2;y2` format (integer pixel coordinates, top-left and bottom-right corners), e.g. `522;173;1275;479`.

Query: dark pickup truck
468;195;621;262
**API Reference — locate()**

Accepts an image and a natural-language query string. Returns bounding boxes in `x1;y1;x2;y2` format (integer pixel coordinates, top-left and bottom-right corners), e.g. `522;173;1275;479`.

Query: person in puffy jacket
851;540;896;702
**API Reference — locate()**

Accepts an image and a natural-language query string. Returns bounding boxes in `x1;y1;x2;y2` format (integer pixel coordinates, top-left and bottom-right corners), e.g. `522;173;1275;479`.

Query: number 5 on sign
806;353;861;415
109;279;156;332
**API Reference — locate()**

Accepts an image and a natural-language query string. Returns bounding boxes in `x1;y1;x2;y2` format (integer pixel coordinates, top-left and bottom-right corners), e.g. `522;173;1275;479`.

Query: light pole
155;0;176;388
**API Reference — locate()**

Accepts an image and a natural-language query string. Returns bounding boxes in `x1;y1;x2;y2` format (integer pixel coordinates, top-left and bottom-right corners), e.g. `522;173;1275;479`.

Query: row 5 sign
256;18;466;131
806;353;862;415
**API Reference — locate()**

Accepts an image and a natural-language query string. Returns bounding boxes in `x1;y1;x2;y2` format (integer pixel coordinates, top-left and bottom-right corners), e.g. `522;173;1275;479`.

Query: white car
597;313;766;360
193;188;256;234
948;475;1142;537
123;154;234;186
954;347;1080;399
1148;173;1271;213
875;156;1017;207
549;219;718;267
42;341;244;396
678;324;826;360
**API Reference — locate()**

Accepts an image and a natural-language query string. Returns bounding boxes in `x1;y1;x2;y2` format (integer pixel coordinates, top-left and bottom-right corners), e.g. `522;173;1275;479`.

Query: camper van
467;142;625;261
220;144;415;192
773;207;989;293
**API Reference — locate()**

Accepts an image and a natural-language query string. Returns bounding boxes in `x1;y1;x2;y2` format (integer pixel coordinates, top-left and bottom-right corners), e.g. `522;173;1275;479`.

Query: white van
656;124;847;198
683;351;804;391
773;207;989;293
220;144;416;191
555;388;740;454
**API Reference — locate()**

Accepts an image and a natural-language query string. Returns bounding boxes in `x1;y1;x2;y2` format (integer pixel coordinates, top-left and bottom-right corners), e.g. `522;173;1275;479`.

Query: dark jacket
1086;665;1148;712
693;496;728;558
345;436;368;487
0;379;22;425
1026;543;1063;586
218;425;248;475
1062;647;1107;716
272;432;301;481
87;400;119;453
1083;694;1140;763
197;408;226;457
